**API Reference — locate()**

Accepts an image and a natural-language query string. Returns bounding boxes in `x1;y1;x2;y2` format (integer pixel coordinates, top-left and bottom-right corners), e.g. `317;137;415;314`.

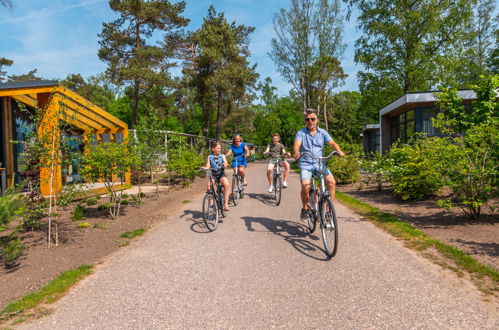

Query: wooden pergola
0;80;129;196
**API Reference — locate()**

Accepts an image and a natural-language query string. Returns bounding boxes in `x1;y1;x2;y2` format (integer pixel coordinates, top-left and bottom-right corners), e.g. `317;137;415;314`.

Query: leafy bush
361;152;390;191
58;184;84;209
167;136;205;187
71;205;85;222
433;75;499;219
384;137;452;200
434;122;498;219
81;141;139;219
327;153;361;184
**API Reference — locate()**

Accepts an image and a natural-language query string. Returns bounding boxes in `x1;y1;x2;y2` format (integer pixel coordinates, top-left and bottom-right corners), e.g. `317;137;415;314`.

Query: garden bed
0;178;206;310
337;184;498;270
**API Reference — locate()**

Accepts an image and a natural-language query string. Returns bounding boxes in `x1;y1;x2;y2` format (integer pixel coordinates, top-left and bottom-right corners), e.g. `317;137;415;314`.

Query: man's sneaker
282;181;288;188
268;185;273;193
300;208;309;220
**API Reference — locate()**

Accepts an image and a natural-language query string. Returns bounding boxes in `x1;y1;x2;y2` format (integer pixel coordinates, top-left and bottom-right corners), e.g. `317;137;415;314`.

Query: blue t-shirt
295;127;333;170
230;142;247;168
230;142;247;159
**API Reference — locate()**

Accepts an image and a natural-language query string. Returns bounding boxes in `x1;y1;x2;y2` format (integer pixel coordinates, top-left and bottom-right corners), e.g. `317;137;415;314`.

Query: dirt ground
337;184;498;270
0;178;206;310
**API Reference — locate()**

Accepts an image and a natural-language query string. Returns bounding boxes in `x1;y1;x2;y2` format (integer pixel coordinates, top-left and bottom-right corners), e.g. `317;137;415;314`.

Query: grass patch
120;240;130;247
0;265;93;321
182;200;190;204
335;191;499;293
120;228;146;239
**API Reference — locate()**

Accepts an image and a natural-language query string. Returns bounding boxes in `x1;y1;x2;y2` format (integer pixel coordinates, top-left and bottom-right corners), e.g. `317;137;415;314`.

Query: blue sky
0;0;361;96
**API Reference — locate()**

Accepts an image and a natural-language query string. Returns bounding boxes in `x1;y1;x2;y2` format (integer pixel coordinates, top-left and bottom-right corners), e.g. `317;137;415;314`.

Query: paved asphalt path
20;161;497;329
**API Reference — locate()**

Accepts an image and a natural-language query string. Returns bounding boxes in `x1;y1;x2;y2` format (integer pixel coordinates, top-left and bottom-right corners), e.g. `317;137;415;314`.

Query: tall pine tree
185;5;258;139
98;0;189;128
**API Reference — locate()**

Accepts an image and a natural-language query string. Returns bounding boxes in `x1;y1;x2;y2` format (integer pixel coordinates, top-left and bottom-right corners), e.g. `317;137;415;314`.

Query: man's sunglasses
305;117;317;122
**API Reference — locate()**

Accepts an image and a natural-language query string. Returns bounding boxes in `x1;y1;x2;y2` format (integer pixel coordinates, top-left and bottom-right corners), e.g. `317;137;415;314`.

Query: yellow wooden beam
55;93;120;130
0;86;57;97
58;100;105;131
12;94;38;108
55;87;128;129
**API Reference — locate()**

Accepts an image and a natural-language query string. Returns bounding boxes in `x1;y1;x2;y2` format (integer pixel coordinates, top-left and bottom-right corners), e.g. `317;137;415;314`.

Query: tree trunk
323;94;329;132
216;89;223;140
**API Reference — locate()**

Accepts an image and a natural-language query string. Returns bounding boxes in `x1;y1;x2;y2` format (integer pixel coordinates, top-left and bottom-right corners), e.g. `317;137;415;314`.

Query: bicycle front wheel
307;201;317;233
274;174;282;206
219;186;226;218
231;176;239;206
202;193;219;231
320;197;338;258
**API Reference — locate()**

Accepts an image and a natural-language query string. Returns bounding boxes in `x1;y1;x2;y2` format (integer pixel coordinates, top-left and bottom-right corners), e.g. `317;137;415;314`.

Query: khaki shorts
267;158;288;171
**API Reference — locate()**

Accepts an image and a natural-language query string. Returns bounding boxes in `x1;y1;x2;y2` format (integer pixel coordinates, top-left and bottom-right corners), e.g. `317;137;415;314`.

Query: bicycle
201;168;227;231
268;157;284;206
230;156;245;206
299;151;339;258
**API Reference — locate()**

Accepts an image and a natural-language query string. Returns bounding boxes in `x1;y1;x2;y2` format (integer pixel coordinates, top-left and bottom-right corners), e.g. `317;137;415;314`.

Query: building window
12;102;36;183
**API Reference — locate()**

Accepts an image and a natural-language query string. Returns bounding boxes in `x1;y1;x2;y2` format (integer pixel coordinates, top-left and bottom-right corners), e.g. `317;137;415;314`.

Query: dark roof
0;80;59;90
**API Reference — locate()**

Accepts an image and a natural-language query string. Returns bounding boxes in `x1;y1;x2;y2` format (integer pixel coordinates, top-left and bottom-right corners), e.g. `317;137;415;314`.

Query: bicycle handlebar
298;150;339;160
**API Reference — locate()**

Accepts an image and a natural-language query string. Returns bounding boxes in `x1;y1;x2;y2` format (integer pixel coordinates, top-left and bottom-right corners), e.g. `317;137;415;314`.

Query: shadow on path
245;193;276;206
242;216;329;261
181;209;224;234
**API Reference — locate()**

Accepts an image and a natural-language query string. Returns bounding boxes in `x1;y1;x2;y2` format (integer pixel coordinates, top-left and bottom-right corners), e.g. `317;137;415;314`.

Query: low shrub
84;197;98;206
384;136;452;200
327;153;361;184
2;237;25;264
71;205;85;222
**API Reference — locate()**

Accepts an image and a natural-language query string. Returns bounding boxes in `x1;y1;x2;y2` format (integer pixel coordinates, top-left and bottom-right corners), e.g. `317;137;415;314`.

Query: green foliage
253;95;303;147
328;91;364;144
361;152;389;191
0;56;13;83
84;197;98;206
327;154;361;184
2;237;25;264
81;141;139;219
384;137;452;200
98;0;189;127
167;135;205;186
71;205;85;222
97;203;109;212
57;184;83;209
0;190;25;228
432;75;499;218
120;228;146;239
186;4;258;139
270;0;345;111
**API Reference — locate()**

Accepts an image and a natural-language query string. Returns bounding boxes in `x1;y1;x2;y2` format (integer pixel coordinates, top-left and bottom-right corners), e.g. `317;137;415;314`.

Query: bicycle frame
206;170;224;208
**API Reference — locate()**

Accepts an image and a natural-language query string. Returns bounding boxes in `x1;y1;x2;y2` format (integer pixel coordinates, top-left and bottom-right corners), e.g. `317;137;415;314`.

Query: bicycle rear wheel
231;176;239;206
239;176;244;198
320;197;338;258
274;174;282;206
202;193;219;231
